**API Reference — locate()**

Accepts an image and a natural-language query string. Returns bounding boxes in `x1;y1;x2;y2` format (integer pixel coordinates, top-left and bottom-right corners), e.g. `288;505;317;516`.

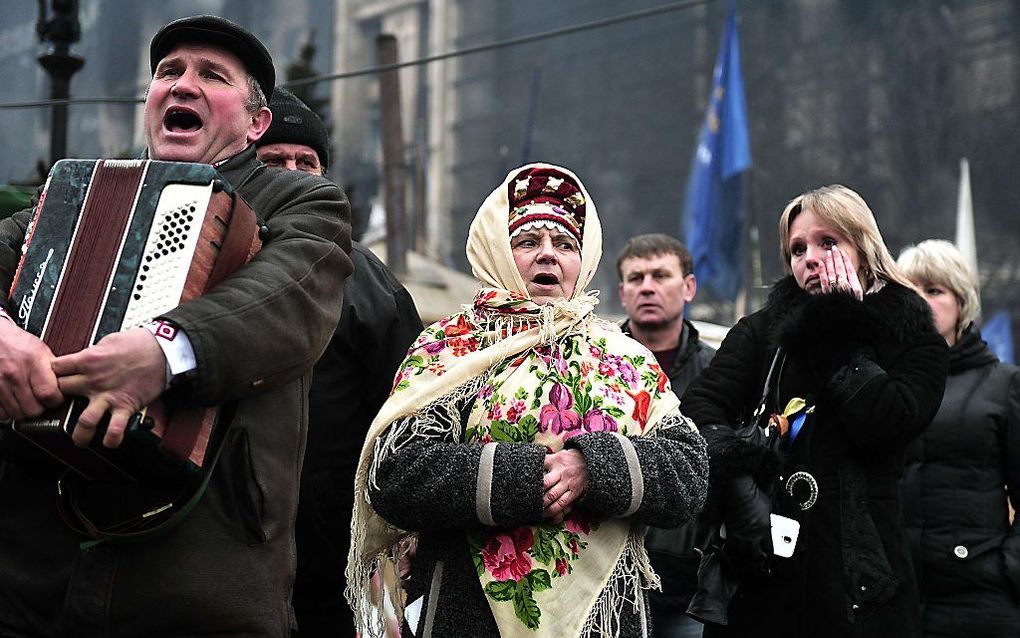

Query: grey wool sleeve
368;413;547;533
567;412;708;528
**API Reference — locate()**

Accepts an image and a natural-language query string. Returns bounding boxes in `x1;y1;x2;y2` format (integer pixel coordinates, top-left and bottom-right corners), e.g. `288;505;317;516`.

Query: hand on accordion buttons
52;328;168;449
0;318;64;421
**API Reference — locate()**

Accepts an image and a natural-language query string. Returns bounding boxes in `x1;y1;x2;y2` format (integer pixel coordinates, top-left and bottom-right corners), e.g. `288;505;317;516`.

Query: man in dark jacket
257;88;423;637
0;15;352;636
617;233;715;636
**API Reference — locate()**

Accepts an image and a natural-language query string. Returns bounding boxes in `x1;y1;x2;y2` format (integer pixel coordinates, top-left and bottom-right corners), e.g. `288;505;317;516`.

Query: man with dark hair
617;234;697;350
257;87;423;637
0;15;352;636
617;233;715;636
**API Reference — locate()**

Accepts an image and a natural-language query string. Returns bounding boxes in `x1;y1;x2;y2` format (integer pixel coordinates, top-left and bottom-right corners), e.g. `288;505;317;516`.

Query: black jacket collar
620;318;704;375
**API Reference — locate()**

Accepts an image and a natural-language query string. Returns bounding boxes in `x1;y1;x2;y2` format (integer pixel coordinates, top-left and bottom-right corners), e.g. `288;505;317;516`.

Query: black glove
720;474;772;576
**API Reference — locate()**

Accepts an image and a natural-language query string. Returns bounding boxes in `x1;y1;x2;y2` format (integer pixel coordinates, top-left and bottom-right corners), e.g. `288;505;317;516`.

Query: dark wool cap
150;15;275;101
257;87;330;169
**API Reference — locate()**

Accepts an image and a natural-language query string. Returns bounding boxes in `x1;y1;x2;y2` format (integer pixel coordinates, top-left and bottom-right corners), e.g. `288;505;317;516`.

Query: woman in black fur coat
682;185;949;637
897;240;1020;637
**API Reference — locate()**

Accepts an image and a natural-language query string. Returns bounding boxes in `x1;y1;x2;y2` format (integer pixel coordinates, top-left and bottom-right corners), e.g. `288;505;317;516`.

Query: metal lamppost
37;0;84;166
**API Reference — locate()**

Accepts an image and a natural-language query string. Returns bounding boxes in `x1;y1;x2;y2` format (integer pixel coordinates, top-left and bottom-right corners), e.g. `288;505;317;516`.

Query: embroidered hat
150;15;275;101
507;166;586;245
257;87;330;169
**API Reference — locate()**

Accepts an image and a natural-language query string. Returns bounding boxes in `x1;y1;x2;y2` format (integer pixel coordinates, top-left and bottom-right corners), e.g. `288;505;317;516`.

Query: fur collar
764;276;935;359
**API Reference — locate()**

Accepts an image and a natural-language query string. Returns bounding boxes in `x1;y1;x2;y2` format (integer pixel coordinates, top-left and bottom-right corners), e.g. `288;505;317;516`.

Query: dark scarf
949;323;998;373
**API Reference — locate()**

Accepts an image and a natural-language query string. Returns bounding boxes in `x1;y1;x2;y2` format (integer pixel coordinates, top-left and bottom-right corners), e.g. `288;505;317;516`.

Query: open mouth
163;106;203;133
533;273;559;286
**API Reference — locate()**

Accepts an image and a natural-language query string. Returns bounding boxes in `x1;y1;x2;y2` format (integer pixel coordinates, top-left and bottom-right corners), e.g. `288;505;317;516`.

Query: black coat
682;277;948;638
292;242;422;636
620;320;716;610
900;325;1020;637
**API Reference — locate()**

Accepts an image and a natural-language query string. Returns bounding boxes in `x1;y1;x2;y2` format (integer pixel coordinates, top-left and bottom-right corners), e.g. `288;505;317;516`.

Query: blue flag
681;2;751;301
982;310;1015;364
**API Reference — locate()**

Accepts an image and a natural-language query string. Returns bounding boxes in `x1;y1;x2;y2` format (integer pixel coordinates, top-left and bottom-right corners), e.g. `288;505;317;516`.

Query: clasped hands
0;321;167;449
543;448;588;523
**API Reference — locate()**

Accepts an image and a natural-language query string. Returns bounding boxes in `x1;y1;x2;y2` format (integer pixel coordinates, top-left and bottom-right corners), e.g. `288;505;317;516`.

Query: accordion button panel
120;182;214;329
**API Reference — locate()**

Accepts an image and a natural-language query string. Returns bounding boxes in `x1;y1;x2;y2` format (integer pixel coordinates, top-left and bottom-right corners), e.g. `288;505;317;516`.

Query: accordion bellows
7;159;261;485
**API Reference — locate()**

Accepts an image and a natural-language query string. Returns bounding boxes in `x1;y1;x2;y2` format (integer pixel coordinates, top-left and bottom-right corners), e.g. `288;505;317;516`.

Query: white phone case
771;513;800;558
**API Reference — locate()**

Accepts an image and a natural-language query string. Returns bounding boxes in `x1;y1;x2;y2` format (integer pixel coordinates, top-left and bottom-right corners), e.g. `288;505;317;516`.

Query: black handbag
686;349;785;626
733;347;785;451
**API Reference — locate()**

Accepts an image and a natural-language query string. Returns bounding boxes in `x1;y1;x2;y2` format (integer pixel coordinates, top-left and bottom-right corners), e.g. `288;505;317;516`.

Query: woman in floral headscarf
346;163;709;637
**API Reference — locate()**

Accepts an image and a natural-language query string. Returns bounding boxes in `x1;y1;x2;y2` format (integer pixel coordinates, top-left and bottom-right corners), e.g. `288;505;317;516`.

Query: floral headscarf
347;163;683;637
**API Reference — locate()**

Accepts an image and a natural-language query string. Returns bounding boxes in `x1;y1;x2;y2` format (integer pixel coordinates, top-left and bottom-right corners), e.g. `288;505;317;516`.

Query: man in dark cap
145;14;277;165
257;87;330;174
256;88;423;636
0;15;352;637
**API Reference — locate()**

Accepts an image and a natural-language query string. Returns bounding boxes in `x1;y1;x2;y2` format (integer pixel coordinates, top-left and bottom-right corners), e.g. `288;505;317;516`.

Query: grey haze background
2;0;1018;331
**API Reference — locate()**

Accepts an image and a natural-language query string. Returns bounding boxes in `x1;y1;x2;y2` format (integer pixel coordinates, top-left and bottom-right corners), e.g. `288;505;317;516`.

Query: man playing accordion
0;15;352;636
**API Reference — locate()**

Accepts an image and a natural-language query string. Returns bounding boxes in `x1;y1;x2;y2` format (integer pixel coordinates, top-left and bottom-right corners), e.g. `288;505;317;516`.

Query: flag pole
955;157;978;278
746;165;763;315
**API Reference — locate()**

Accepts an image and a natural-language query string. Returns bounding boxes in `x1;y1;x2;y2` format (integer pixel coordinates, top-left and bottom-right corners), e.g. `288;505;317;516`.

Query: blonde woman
682;185;948;637
898;239;1020;637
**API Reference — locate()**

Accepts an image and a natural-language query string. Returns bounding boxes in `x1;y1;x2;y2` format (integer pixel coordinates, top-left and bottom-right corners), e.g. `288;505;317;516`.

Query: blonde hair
778;184;913;290
897;239;980;337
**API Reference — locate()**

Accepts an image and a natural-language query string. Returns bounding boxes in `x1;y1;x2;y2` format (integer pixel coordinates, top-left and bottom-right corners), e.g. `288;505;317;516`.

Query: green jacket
0;146;353;636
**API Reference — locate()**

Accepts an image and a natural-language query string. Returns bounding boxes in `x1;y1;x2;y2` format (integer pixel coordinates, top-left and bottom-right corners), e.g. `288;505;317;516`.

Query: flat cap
150;15;275;101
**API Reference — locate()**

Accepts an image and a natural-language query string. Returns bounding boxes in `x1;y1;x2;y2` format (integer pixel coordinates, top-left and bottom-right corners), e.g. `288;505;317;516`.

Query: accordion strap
56;405;237;544
208;193;261;290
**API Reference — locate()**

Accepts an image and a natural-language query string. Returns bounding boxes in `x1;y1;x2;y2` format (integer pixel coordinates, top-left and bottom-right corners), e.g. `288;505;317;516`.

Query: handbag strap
750;348;784;425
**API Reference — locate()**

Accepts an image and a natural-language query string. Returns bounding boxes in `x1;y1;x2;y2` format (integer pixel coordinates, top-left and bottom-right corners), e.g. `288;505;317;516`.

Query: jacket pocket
841;468;898;622
1003;545;1020;603
213;426;267;544
842;510;898;616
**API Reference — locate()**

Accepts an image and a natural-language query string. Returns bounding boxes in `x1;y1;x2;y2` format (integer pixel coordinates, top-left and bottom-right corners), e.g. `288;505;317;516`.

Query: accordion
5;159;261;486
